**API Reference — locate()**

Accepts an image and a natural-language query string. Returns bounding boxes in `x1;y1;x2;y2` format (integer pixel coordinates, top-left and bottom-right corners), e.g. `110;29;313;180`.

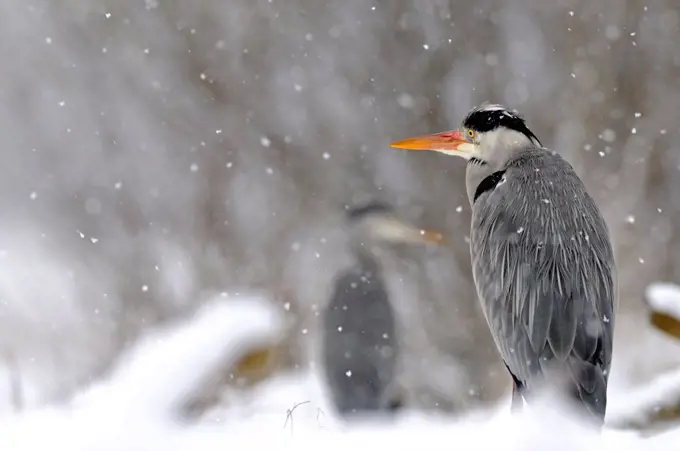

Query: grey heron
390;104;616;427
321;201;444;419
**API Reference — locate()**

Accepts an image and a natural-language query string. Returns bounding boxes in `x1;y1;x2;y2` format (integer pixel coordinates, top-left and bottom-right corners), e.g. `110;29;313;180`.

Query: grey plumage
390;103;617;427
322;252;399;416
470;148;615;423
320;203;442;419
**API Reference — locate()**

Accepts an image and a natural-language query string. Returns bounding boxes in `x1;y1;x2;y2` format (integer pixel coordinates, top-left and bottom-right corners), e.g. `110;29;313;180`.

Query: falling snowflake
600;129;616;142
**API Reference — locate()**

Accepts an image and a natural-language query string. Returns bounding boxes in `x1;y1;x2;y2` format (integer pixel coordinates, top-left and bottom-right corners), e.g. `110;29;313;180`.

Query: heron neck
350;244;381;277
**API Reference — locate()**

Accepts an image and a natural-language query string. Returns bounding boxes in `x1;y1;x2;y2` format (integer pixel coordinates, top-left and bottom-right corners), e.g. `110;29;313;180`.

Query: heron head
390;103;542;166
345;201;445;246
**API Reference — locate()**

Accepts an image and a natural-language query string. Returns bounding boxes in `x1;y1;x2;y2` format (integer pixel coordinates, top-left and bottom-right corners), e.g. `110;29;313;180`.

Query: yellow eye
467;129;475;139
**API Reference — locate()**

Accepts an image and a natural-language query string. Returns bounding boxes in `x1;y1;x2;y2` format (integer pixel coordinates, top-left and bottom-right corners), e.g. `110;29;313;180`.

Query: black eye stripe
462;106;542;146
464;109;521;132
346;202;392;221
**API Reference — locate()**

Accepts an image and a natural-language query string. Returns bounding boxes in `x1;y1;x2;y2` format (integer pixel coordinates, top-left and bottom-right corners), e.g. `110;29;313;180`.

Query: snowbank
645;282;680;323
0;292;677;451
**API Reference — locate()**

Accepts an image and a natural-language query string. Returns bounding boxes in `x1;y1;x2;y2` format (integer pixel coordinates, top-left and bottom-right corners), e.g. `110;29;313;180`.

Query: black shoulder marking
473;170;506;203
346;201;392;221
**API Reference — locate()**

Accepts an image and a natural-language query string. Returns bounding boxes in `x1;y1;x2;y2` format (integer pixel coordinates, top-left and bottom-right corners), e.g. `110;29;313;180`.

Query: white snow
397;93;415;109
0;291;677;451
608;366;680;430
645;282;680;321
600;129;616;142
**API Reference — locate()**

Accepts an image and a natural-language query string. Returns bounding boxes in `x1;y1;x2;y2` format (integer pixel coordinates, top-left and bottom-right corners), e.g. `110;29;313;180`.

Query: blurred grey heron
321;201;444;419
390;104;616;427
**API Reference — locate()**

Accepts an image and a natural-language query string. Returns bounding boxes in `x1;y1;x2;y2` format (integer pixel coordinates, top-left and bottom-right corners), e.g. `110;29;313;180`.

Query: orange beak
390;130;470;154
418;228;447;245
367;215;447;246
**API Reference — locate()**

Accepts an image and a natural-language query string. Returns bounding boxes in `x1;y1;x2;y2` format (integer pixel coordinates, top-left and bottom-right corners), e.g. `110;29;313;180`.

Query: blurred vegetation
649;311;680;341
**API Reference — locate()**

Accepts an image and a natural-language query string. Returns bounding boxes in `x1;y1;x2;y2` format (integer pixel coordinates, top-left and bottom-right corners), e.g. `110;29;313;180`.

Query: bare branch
283;400;311;434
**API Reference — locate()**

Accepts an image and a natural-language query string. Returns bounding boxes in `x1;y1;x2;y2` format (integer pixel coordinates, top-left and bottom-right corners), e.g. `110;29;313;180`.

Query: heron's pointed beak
390;129;475;158
370;216;446;245
417;228;447;245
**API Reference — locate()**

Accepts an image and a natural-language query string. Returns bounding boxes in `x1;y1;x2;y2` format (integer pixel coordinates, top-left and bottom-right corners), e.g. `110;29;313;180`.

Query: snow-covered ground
646;283;680;323
0;292;678;451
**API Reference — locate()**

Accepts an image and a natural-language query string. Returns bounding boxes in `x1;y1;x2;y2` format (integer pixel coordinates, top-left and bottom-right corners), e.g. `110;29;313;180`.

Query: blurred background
1;0;680;421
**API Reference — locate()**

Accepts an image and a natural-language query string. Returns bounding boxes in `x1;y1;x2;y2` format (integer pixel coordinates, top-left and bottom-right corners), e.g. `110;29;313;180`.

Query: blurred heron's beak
369;216;446;245
417;228;447;245
390;129;475;158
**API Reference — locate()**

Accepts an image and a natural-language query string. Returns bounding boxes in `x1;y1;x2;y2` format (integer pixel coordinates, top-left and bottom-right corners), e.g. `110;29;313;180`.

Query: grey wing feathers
470;149;615;420
321;268;398;414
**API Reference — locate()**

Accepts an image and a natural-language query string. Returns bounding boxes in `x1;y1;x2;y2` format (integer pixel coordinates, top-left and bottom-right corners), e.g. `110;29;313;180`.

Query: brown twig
283;400;311;434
